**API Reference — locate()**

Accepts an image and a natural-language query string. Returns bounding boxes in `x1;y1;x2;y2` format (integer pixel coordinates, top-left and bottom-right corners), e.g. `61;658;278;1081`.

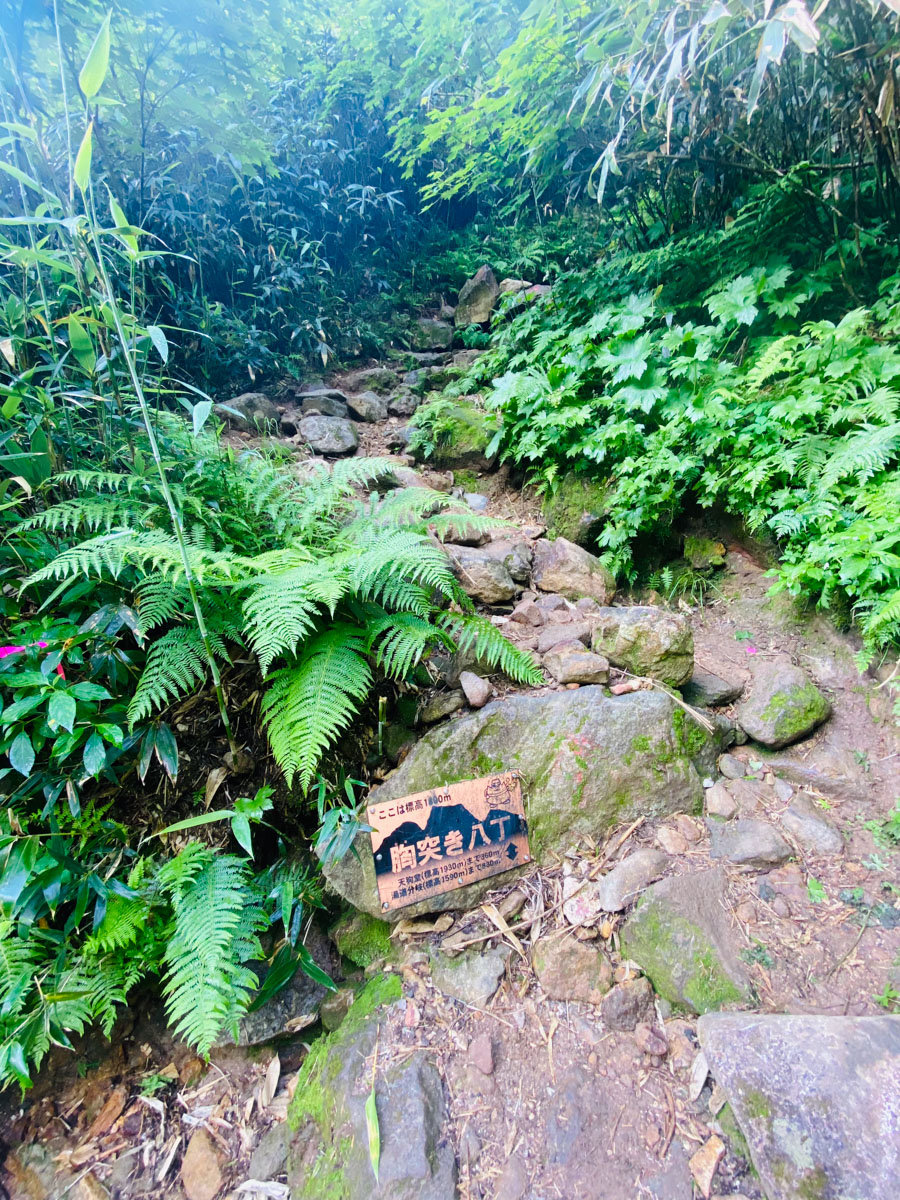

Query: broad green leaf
70;682;112;702
230;812;253;857
79;13;112;100
147;325;169;364
365;1087;380;1183
74;123;93;192
9;731;35;776
155;810;232;836
47;692;77;734
96;723;124;747
192;399;213;437
82;731;107;777
108;191;139;255
67;316;96;374
1;694;47;725
297;943;336;991
153;723;178;781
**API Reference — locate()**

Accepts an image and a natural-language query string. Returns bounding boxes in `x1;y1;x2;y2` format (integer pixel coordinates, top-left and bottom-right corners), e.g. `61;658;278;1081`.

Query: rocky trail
4;313;900;1200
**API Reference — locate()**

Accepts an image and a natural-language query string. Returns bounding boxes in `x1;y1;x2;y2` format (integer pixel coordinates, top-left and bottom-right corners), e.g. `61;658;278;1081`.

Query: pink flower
0;641;64;677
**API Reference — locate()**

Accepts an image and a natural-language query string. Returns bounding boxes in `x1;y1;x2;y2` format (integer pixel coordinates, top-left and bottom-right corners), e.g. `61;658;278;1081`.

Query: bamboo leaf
79;13;112;100
365;1087;380;1183
74;123;93;192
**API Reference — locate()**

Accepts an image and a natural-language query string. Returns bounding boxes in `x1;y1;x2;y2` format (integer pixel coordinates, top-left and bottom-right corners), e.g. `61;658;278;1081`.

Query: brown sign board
367;773;531;913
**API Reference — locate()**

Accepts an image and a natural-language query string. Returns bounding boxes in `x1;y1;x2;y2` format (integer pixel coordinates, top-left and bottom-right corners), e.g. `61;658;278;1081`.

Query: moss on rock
331;911;393;968
542;473;609;546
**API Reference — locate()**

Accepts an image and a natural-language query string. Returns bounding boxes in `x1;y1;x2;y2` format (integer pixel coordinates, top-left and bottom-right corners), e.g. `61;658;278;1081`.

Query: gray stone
543;642;610;685
532;537;616;604
445;544;517;604
621;867;751;1013
459;671;492;708
682;669;743;707
430;945;508;1008
218;930;336;1046
298;415;359;455
705;782;738;820
288;982;455;1200
779;793;842;855
532;935;613;1004
564;849;670;923
420;690;465;723
718;752;748;779
299;389;350;417
590;606;694;687
346;390;388;422
536;592;567;611
735;658;831;748
708;818;792;868
536;622;591;654
494;1153;529;1200
217;391;279;431
249;1124;287;1182
698;1013;900;1200
342;366;397;393
463;492;489;512
510;598;544;626
455;265;499;326
481;537;532;584
600;977;656;1031
388;389;420;417
325;689;711;919
411;317;453;350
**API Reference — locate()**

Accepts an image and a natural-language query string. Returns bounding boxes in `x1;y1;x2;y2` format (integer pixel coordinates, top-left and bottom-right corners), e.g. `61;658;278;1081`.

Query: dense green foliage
1;0;899;1093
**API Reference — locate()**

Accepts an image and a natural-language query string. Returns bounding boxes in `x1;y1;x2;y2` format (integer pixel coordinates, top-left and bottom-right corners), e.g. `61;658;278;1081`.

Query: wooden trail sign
367;773;531;912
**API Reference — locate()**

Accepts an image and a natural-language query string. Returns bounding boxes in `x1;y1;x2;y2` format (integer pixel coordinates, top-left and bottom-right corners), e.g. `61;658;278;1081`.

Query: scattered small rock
735;658;831;748
420;690;466;723
249;1124;288;1182
218;391;279;431
705;782;738;820
633;1022;668;1057
717;753;748;779
542;642;610;685
467;1033;494;1075
459;671;492;708
688;1134;725;1199
446;544;517;604
297;415;359;456
346;390;388;422
658;811;696;850
494;1152;529;1200
778;792;842;854
536;622;591;654
532;935;613;1004
594;849;670;914
299;389;349;417
510;598;544;626
683;669;743;707
600;977;655;1031
411;316;453;350
430;945;508;1008
181;1129;224;1200
707;818;792;868
388;388;420;417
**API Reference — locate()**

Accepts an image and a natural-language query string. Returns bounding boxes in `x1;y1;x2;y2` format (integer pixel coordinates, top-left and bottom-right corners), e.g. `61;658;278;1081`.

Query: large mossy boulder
531;537;616;604
217;391;279;431
590;606;694;687
698;1013;900;1200
323;688;715;920
454;265;499;326
735;658;830;748
287;976;457;1200
541;474;609;546
426;402;497;471
620;867;750;1013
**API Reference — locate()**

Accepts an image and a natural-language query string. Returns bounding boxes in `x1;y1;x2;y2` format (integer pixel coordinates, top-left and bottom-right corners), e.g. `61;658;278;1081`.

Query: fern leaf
261;626;372;791
439;613;543;685
128;625;216;725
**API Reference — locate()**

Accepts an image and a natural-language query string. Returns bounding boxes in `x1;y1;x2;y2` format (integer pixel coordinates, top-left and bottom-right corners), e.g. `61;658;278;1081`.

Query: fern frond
747;335;799;389
158;848;265;1054
241;554;350;672
19;496;152;535
135;574;190;632
439;613;543;685
261;626;372;790
366;611;451;679
128;625;226;725
86;897;148;954
0;923;39;1020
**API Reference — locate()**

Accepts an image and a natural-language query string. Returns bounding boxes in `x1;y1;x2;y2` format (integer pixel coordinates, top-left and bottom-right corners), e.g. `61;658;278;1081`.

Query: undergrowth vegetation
1;0;899;1093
